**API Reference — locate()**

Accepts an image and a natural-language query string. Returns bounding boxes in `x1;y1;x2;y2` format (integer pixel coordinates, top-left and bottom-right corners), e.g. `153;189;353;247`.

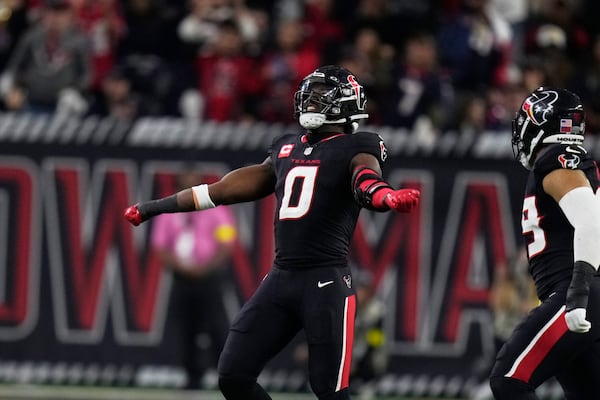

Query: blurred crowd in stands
0;0;599;135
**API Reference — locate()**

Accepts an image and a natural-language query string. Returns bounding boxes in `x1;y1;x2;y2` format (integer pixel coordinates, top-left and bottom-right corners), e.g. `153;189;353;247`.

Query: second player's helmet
294;65;369;131
512;86;585;169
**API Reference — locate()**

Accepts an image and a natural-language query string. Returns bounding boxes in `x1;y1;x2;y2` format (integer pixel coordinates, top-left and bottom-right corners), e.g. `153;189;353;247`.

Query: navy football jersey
523;143;600;300
268;131;387;269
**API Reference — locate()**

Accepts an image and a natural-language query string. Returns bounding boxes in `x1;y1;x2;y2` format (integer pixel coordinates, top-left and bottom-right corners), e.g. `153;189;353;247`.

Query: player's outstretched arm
544;168;600;333
209;159;276;205
350;153;420;213
124;160;276;226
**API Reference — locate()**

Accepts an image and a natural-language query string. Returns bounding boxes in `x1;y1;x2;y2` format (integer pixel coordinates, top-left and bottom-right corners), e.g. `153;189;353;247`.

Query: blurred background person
117;0;180;116
437;0;513;94
195;19;262;122
177;0;268;119
489;248;538;359
0;0;29;72
0;0;91;115
177;0;236;54
342;0;437;53
569;33;600;134
449;93;487;139
524;23;571;88
86;66;140;119
381;30;451;130
259;18;319;124
469;247;538;400
178;0;266;56
338;26;395;126
151;167;237;390
70;0;126;95
298;0;343;64
519;56;548;93
489;0;529;63
524;0;588;66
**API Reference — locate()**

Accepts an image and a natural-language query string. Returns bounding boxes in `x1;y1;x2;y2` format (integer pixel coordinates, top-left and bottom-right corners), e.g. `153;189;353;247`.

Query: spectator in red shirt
301;0;344;62
196;20;262;122
71;0;126;91
259;18;319;123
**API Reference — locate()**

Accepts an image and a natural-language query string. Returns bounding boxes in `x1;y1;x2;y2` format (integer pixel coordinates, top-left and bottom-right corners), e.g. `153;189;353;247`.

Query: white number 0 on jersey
279;166;319;220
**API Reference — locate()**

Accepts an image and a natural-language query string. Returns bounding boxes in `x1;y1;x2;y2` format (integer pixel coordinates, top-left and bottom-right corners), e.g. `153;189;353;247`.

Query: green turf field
0;384;466;400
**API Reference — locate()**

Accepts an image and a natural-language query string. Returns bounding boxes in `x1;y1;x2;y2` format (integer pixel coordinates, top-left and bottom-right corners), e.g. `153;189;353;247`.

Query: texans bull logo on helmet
347;75;366;112
522;90;559;126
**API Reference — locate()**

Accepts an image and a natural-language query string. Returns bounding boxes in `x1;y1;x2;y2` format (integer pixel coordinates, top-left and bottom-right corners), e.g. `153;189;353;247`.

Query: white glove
565;308;591;333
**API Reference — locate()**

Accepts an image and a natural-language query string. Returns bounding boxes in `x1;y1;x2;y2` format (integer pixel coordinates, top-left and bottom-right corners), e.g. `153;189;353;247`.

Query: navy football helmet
294;65;368;131
512;87;585;169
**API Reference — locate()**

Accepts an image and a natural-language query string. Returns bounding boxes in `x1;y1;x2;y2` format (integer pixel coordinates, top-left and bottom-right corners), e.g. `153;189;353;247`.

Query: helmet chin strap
299;113;326;129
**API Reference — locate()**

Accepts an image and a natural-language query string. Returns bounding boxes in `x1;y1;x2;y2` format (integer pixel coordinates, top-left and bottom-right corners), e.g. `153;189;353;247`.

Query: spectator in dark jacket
1;0;91;115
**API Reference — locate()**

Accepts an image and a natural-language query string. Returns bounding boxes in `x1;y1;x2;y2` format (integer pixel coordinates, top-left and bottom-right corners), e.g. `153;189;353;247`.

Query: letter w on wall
43;159;169;345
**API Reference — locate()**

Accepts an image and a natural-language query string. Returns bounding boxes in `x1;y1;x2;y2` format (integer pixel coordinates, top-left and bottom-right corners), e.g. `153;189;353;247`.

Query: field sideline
0;384;465;400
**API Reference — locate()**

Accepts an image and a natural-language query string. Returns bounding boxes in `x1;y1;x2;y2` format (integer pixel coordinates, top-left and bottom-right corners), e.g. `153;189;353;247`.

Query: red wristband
371;187;393;209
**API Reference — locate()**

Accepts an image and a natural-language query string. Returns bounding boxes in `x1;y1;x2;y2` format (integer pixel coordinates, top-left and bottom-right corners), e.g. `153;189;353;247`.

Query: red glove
123;204;143;226
382;189;420;212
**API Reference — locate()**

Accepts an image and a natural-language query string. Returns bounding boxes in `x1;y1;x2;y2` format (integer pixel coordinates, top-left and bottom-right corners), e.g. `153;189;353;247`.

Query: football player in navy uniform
490;87;600;399
123;65;420;400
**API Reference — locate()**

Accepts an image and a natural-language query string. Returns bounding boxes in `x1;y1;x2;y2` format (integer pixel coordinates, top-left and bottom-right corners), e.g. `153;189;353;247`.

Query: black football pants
490;278;600;399
218;265;357;400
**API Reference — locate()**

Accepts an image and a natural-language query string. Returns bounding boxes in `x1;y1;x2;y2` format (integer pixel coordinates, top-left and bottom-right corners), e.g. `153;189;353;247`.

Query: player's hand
565;308;591;333
383;189;420;213
123;204;143;226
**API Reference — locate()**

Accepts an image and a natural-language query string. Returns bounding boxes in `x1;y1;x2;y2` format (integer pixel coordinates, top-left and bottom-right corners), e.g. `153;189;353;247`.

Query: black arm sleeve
137;194;184;221
566;261;596;311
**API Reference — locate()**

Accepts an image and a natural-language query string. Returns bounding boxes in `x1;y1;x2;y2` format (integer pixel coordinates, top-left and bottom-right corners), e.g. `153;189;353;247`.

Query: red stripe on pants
511;310;568;382
338;295;356;391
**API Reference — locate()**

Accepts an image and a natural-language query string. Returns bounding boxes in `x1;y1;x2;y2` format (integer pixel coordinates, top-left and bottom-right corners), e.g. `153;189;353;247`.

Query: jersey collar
302;132;345;145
